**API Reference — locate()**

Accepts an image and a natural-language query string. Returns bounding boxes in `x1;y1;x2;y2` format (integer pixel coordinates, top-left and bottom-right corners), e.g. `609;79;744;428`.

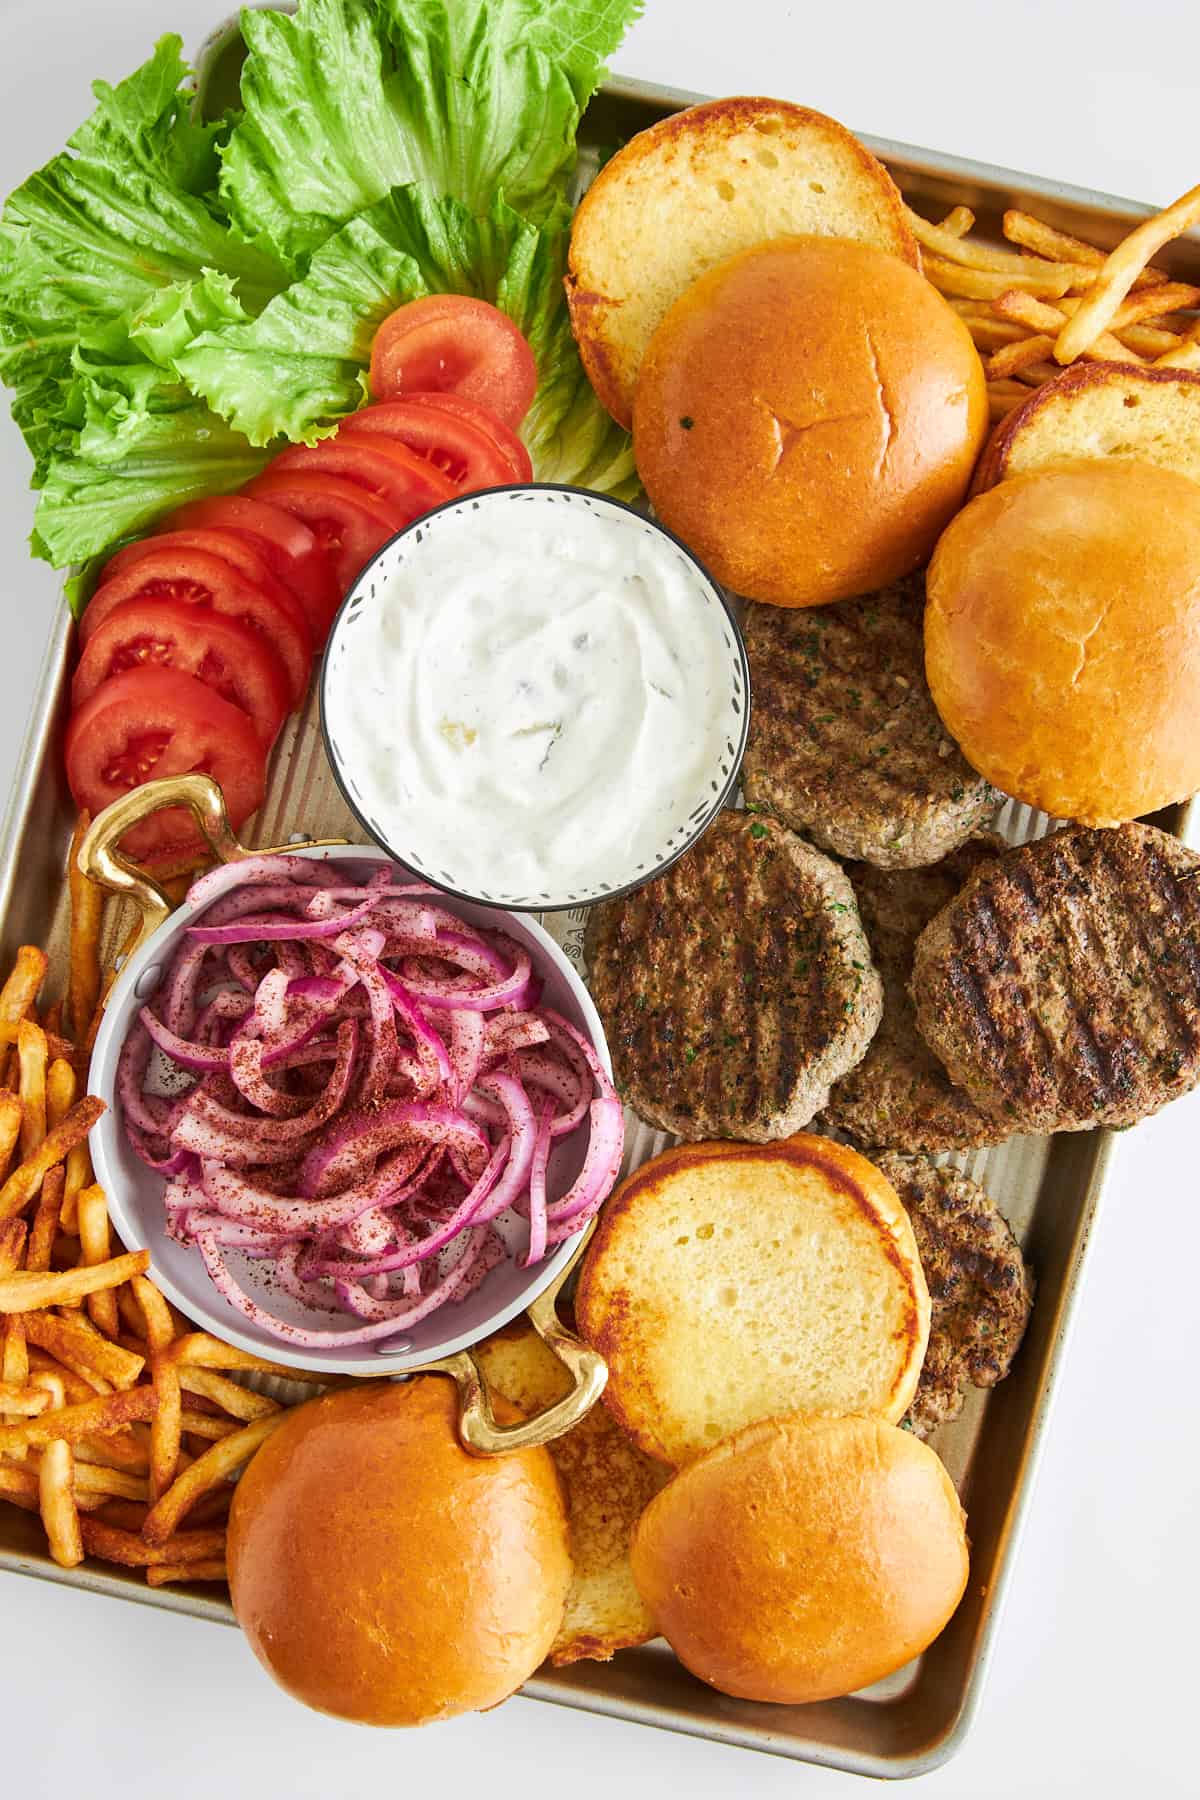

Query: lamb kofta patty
741;577;998;868
878;1154;1034;1438
584;811;882;1141
912;822;1200;1134
820;838;1009;1152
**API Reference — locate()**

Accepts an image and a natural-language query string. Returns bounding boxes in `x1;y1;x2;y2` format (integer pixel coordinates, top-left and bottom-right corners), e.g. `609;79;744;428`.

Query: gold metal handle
428;1226;607;1455
77;773;348;973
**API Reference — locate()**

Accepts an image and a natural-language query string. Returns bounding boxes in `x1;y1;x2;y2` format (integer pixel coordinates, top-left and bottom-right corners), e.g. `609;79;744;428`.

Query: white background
1;2;1198;1794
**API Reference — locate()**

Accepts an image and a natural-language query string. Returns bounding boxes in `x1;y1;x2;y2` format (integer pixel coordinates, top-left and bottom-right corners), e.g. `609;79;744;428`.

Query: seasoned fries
1055;181;1200;362
0;948;46;1052
39;1439;83;1567
67;813;102;1042
0;929;313;1591
0;1096;106;1225
143;1414;286;1545
16;1020;47;1161
0;1249;148;1313
77;1183;119;1337
910;192;1200;423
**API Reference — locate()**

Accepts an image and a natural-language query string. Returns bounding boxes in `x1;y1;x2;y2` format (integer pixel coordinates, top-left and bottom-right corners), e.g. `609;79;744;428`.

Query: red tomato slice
65;666;266;864
242;472;406;599
369;297;537;429
341;399;518;493
72;598;290;750
101;530;311;652
398;394;533;483
80;548;310;708
268;439;455;523
158;497;339;646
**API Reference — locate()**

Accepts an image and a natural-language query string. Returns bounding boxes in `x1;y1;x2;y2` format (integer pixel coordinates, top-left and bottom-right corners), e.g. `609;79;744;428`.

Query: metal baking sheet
2;46;1199;1779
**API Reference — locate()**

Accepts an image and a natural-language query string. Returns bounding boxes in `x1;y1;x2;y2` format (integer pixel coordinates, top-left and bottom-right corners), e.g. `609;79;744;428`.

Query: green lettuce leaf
32;385;271;574
221;0;641;267
177;186;635;494
0;37;288;475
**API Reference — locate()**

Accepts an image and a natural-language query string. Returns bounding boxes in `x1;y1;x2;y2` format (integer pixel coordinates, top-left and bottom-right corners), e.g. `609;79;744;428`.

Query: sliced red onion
299;1101;489;1199
337;1208;396;1258
544;1096;625;1231
228;1036;311;1117
398;932;532;1012
524;1098;554;1268
139;1005;229;1072
470;1071;537;1224
160;939;212;1036
306;1137;508;1279
445;1008;485;1104
331;1225;491;1324
198;1143;426;1236
512;1045;589;1139
380;971;452;1088
484;1011;550;1060
185;854;343;912
118;1021;175;1136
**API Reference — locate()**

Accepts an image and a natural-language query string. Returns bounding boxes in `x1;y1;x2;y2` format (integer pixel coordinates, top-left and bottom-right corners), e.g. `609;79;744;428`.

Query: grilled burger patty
584;811;883;1141
877;1155;1033;1438
912;822;1200;1133
820;838;1009;1152
741;578;998;868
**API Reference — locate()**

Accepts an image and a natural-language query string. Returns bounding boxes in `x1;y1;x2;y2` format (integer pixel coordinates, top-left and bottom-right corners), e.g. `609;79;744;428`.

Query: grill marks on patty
912;823;1200;1133
877;1155;1033;1438
584;812;882;1142
741;578;997;868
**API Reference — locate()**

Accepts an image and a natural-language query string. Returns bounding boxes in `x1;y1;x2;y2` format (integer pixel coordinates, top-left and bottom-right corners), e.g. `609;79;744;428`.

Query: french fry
28;1369;65;1410
166;1331;331;1383
991;291;1138;362
38;1439;84;1567
0;1247;147;1314
146;1559;227;1587
925;255;1075;300
179;1408;242;1442
907;207;1088;279
93;1498;149;1532
16;1020;47;1164
987;383;1029;421
0;1218;25;1275
936;204;975;238
25;1349;106;1405
45;1059;77;1130
21;1308;144;1389
1002;208;1170;286
0;1382;51;1417
79;1518;226;1568
964;315;1031;351
76;1183;118;1337
177;1366;280;1423
0;1092;21;1185
1055;182;1200;362
0;948;47;1052
1104;282;1200;330
985;333;1057;379
143;1414;284;1544
68;1460;148;1502
74;1428;151;1475
133;1274;181;1500
0;1097;106;1226
1156;319;1200;369
0;1377;155;1458
25;1166;64;1273
67;813;103;1041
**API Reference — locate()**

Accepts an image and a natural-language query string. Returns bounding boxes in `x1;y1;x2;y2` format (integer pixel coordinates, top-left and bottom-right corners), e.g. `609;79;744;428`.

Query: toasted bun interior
926;458;1200;824
567;96;918;427
575;1135;931;1465
631;1412;969;1705
227;1377;570;1726
632;237;987;607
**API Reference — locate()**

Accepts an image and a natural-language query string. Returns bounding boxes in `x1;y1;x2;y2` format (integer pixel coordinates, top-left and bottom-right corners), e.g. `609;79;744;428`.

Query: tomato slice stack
66;296;539;860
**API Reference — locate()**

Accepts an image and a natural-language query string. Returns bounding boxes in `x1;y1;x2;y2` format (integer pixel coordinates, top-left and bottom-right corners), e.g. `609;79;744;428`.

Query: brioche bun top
227;1376;570;1727
632;236;987;608
926;458;1200;823
631;1411;969;1705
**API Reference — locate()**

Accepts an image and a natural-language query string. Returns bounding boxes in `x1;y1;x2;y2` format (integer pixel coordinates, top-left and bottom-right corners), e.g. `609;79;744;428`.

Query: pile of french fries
0;822;315;1587
908;180;1200;420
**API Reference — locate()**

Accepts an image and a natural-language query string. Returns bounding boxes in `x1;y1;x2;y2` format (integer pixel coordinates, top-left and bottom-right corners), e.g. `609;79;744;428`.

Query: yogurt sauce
325;490;745;904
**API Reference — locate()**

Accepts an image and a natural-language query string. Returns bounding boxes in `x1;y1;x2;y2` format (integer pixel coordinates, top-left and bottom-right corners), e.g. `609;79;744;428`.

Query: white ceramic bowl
88;844;612;1378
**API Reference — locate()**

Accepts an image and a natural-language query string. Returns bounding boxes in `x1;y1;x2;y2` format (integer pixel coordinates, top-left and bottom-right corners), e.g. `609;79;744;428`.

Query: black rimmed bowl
319;484;750;912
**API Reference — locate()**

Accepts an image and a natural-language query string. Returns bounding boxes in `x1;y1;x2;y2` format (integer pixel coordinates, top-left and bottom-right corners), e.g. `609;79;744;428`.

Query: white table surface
1;2;1197;1793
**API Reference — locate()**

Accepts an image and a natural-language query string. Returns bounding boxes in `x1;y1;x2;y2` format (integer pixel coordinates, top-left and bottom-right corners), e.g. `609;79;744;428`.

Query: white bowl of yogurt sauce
320;485;749;910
